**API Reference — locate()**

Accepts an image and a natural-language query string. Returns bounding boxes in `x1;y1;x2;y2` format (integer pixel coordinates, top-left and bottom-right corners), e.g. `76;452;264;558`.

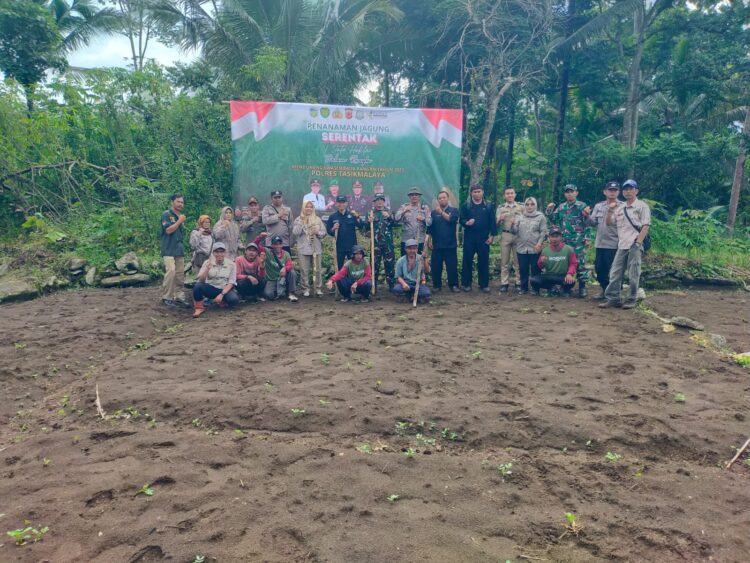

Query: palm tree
46;0;121;53
166;0;402;102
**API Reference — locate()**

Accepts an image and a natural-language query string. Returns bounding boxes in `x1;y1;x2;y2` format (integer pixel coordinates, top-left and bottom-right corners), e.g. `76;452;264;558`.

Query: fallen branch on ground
95;384;106;419
725;437;750;469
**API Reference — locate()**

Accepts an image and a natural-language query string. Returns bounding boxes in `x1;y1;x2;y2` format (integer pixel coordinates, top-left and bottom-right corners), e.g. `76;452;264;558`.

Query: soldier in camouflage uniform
368;194;396;290
545;184;592;298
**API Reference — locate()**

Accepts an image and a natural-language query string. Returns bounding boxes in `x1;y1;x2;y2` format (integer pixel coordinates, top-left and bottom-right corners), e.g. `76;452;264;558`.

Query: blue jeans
193;282;240;306
390;282;430;300
337;278;372;299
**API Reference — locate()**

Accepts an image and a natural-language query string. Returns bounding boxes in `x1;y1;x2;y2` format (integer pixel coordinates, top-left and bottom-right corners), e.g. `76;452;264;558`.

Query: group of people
158;179;650;318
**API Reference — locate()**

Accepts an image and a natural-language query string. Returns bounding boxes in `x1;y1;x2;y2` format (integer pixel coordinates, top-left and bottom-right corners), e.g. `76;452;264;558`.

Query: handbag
623;206;651;252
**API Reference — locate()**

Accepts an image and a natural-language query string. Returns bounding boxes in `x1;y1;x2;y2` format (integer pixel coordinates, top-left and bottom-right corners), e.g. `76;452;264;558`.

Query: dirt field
1;286;748;562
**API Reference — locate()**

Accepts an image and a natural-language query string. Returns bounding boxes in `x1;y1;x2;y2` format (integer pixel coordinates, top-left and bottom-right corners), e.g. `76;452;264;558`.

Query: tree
47;0;121;53
0;0;66;114
437;0;557;185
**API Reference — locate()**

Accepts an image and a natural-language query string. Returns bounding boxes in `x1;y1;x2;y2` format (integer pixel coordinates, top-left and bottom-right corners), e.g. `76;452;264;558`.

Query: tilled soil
0;286;748;562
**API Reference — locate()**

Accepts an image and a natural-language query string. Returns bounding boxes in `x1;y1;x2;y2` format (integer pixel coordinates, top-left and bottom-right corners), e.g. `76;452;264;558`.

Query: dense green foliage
0;0;748;276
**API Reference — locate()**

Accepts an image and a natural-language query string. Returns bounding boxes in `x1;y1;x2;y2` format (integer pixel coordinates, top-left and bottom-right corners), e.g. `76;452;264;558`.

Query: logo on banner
320;107;330;118
309;107;318;118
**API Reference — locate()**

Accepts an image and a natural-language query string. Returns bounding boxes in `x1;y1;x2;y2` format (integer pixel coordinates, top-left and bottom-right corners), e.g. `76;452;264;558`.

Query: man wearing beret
546;184;592;298
369;194;396;290
262;190;294;253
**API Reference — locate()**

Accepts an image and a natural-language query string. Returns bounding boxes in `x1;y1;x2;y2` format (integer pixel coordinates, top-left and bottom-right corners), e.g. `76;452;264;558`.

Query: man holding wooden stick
391;239;430;304
368;194;396;292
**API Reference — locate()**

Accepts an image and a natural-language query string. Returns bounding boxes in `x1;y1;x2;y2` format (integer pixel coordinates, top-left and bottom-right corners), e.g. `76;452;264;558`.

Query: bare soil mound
1;287;748;562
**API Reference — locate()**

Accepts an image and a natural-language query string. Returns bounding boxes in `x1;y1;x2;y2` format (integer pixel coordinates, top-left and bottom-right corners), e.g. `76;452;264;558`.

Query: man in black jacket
428;189;459;292
326;195;365;270
459;184;497;292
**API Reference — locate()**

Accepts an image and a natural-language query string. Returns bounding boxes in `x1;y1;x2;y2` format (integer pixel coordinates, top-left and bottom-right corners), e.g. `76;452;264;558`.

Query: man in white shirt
600;179;651;309
303;179;326;212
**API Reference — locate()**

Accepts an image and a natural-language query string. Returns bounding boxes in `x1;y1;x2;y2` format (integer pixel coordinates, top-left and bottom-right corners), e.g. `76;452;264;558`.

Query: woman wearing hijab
511;197;548;295
212;206;241;260
292;200;327;297
189;215;213;271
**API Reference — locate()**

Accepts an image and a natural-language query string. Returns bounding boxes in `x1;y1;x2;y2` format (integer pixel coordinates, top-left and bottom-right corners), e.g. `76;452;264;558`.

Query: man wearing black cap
261;235;298;301
546;184;592;298
428;189;459;292
369;194;396;290
459;184;497;292
262;190;293;253
587;181;622;298
530;227;578;297
395;187;432;256
327;195;365;271
303;179;326;212
600;179;650;309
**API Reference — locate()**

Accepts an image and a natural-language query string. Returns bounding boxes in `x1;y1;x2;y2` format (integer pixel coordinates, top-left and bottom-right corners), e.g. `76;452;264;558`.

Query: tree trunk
24;83;35;116
384;68;390;106
552;0;576;200
469;80;512;186
623;5;645;154
727;107;750;234
505;99;516;187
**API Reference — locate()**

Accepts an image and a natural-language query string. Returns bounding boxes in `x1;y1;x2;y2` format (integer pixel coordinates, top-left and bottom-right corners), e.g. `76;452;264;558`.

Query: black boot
578;283;588;298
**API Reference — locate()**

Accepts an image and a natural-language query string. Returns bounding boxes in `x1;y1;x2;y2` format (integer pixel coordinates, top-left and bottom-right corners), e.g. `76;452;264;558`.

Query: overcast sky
68;36;197;69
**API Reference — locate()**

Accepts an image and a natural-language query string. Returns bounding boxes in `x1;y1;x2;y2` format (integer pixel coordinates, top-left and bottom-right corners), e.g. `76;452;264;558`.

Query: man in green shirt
530;227;579;297
160;193;188;307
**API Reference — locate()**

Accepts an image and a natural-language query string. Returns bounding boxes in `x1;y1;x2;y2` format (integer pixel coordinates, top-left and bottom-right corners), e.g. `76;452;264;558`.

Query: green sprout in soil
561;512;582;537
356;443;372;454
320;353;330;365
191;418;202;427
586;439;594;448
403;447;416;458
733;354;750;368
319;399;331;406
192;556;206;563
136;483;154;497
395;421;411;434
441;428;461;441
291;408;306;417
674;392;686;403
605;451;622;462
233;429;246;439
43;457;51;467
469;350;482;360
14;342;27;350
264;381;274;392
7;523;49;545
497;462;513;479
415;433;436;447
386;494;400;503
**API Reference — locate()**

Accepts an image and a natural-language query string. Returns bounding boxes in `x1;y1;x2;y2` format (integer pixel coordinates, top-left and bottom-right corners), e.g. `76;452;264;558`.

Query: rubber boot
578;282;588;298
192;299;205;318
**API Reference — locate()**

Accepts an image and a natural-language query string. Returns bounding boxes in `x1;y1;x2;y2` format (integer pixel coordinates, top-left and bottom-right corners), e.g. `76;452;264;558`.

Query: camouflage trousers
373;244;395;289
569;241;589;284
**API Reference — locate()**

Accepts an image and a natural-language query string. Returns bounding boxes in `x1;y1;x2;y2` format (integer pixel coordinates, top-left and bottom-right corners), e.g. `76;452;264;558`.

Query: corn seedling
469;350;482;360
191;418;202;427
291;408;306;417
674;392;686;402
560;512;582;539
233;429;246;439
192;557;206;563
497;462;513;479
386;494;400;503
43;457;51;467
319;399;331;406
415;433;436;447
403;447;416;458
356;443;372;454
136;483;154;497
320;353;330;365
605;451;622;462
6;523;49;545
395;421;411;434
14;342;27;350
